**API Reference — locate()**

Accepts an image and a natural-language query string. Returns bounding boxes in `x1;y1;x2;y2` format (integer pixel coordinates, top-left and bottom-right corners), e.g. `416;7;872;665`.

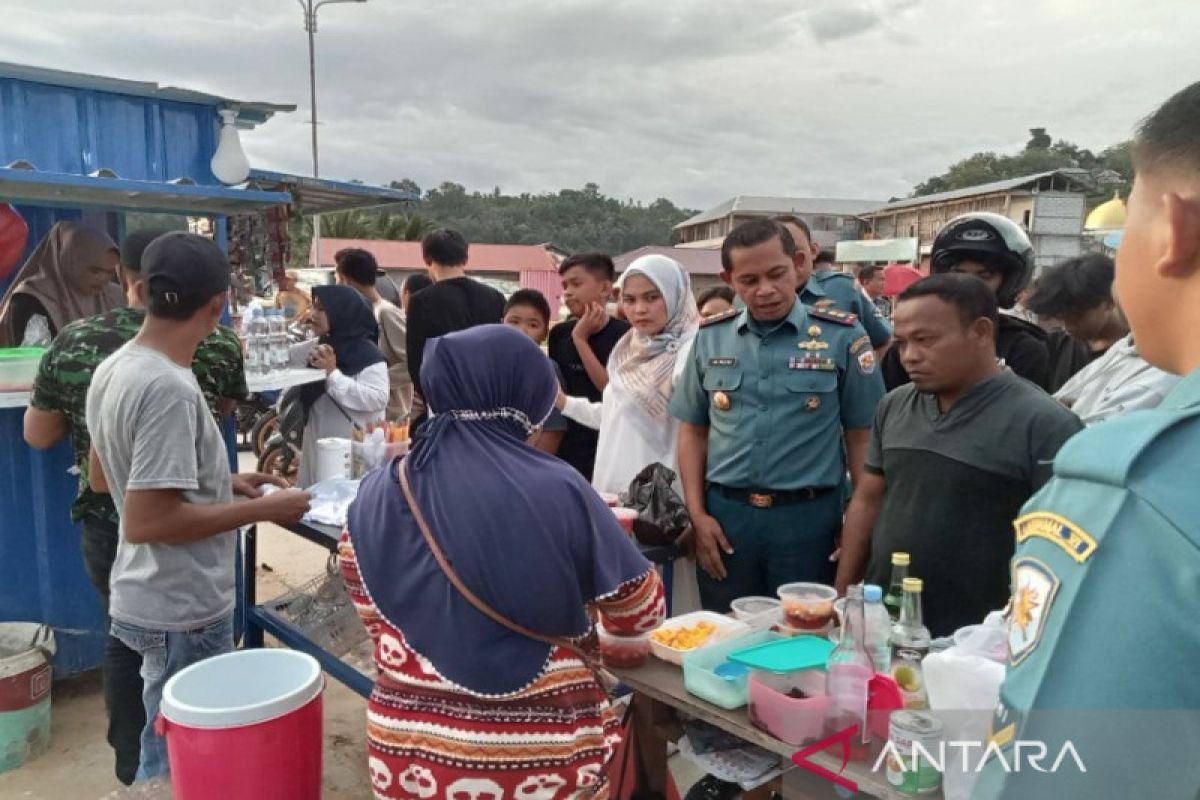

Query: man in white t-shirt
87;232;311;781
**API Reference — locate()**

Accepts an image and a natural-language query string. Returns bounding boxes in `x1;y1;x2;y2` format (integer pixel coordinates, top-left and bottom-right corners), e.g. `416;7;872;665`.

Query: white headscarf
608;255;700;418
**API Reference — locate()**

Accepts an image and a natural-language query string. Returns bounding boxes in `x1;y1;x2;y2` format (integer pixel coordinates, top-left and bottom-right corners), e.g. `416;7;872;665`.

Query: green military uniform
802;269;892;348
669;299;885;611
29;307;247;525
973;368;1200;799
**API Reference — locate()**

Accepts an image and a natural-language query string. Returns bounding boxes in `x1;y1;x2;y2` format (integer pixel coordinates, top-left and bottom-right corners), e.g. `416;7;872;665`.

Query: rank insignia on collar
1008;556;1060;666
1014;512;1098;563
797;339;830;351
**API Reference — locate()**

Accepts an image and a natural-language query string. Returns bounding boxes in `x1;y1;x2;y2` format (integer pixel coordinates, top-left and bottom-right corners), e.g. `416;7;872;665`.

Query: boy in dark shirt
405;228;506;430
547;253;630;480
502;289;569;455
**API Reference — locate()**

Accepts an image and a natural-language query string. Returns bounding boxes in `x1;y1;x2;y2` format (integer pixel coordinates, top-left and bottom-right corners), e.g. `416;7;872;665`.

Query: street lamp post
297;0;368;268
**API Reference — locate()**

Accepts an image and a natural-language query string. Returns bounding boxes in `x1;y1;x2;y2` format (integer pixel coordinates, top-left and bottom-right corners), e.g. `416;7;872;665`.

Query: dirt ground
1;506;375;800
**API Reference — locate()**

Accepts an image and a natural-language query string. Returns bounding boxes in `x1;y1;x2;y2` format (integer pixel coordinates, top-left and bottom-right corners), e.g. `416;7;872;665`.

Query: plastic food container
597;625;652;669
731;596;781;622
777;582;837;631
649;611;749;665
611;507;638;533
748;669;829;746
0;348;45;392
683;629;781;709
599;492;621;508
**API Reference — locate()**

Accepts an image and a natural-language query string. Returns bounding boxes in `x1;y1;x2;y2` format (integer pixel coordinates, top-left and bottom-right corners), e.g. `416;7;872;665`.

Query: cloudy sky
3;1;1197;210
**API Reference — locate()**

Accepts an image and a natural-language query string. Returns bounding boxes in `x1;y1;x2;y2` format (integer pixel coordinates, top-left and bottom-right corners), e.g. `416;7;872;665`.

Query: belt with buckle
708;483;832;508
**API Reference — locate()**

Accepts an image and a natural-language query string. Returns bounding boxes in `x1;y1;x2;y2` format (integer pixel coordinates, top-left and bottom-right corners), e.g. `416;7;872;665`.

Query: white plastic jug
314;437;352;483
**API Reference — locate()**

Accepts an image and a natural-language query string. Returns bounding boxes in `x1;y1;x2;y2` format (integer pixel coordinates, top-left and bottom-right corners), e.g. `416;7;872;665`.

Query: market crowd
3;80;1199;799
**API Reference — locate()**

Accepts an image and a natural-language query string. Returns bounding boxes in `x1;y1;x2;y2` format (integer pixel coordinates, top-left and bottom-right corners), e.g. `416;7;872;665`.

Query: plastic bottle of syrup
890;577;931;709
883;552;910;621
826;585;873;760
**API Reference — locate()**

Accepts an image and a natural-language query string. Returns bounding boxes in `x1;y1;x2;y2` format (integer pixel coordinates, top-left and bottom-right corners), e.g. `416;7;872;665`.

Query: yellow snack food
651;621;718;650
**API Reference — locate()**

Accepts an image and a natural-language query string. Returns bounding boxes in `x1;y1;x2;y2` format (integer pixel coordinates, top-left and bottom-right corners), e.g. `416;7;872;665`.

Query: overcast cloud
2;0;1197;210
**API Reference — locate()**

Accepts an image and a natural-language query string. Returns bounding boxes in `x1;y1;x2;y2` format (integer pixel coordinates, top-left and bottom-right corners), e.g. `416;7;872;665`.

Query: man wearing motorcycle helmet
880;212;1050;390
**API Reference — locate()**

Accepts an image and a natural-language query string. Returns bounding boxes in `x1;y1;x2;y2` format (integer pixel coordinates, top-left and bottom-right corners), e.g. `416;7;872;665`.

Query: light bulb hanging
210;108;250;185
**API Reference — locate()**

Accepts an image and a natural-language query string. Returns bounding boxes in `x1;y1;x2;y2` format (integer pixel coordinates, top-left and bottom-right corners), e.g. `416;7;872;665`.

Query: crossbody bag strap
398;460;600;671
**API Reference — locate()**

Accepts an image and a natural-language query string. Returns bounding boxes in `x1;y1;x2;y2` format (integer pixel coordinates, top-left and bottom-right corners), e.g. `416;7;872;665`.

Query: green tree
1027;127;1052;150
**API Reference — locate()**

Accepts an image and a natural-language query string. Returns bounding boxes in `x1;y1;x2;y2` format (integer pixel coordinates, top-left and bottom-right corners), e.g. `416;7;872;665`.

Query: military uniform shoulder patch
700;308;740;327
1014;512;1098;563
850;335;871;354
807;306;859;326
1008;556;1061;666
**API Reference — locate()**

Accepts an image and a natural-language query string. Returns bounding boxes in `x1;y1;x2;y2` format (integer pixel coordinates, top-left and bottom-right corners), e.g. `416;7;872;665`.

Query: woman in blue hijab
340;324;665;800
292;284;389;486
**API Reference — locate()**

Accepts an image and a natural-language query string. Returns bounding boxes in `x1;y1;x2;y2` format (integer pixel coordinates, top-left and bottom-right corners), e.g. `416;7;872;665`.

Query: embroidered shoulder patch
700;308;740;327
1008;556;1060;666
1014;512;1098;563
807;306;859;326
850;335;871;355
857;349;877;375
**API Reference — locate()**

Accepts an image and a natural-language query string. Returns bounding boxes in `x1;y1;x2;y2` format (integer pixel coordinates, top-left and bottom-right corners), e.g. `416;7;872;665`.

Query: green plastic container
683;630;781;710
727;634;834;674
0;623;56;773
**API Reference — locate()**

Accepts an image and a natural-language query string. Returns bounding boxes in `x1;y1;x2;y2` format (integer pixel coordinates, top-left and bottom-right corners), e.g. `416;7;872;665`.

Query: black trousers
80;518;145;786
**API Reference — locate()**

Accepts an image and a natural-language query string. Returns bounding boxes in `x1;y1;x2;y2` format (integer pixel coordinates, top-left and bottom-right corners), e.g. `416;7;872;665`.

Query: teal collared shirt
973;368;1200;799
668;299;884;491
801;271;893;348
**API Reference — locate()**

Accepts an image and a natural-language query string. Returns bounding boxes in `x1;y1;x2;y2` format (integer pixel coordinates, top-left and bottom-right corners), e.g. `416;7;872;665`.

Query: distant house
312;238;568;312
674;195;885;250
614;246;725;294
861;170;1095;270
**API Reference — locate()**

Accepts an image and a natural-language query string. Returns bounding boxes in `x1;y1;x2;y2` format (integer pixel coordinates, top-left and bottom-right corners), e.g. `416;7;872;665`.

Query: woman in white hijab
558;254;702;609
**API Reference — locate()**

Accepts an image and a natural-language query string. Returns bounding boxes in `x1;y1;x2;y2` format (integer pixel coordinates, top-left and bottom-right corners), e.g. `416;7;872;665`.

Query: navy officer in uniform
974;82;1200;798
669;218;885;612
772;214;893;351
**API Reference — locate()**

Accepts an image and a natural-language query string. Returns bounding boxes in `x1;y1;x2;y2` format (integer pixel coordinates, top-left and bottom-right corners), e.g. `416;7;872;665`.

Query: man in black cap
86;232;311;781
23;229;248;785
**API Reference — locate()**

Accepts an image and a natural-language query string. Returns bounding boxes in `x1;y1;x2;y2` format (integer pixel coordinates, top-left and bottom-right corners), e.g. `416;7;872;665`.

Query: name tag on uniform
708;357;737;367
789;355;836;371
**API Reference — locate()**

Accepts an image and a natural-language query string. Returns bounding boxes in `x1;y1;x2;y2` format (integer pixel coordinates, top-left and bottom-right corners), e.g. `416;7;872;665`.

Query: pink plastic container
157;650;324;800
612;507;638;533
747;669;829;746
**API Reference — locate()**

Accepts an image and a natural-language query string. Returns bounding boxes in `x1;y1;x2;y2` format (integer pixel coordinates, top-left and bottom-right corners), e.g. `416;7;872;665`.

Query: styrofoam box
649;611;750;666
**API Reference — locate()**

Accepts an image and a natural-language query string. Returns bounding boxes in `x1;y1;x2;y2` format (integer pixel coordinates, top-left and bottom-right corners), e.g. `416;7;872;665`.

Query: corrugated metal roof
246;170;416;214
313;238;562;272
0;61;294;128
675;195;885;229
865;170;1095;214
615;246;724;276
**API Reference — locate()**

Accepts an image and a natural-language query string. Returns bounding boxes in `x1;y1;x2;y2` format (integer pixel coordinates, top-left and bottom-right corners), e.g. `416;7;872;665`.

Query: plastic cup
611;507;638;533
730;596;781;622
597;625;652;669
777;582;837;631
600;492;621;508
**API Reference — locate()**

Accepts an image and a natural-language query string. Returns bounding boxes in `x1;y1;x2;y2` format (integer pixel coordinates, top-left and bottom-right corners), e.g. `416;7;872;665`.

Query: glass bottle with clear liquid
883;552;910;621
826;585;874;760
890;577;931;709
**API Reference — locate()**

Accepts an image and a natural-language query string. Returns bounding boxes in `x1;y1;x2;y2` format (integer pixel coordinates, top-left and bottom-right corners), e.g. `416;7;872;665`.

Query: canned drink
885;711;943;795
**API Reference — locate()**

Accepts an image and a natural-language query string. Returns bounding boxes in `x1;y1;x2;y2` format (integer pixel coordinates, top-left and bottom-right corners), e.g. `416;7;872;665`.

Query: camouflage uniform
29;307;247;525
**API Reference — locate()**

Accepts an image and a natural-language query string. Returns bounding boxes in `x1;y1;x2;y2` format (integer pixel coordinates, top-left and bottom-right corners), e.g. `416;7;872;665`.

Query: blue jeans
111;615;235;781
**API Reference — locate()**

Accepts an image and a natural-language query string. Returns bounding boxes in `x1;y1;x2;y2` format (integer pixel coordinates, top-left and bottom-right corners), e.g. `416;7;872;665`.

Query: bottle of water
269;310;287;371
248;309;270;375
826;584;873;759
864;584;892;672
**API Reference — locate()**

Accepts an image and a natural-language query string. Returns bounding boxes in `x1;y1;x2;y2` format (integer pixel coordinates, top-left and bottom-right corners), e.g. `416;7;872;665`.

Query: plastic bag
20;314;51;346
924;611;1007;800
619;463;691;547
300;477;362;527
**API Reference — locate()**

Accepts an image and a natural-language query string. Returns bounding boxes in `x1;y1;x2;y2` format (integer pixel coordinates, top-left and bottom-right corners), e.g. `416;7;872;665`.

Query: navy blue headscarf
300;285;386;408
347;324;652;696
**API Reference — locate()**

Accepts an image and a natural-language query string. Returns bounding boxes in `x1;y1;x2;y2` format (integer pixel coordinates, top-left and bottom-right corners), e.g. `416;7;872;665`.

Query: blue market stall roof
0;163;291;215
246;170;418;214
0;61;294;128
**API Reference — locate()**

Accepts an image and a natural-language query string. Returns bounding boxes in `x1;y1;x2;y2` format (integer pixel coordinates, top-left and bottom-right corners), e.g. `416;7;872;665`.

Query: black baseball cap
143;232;232;300
120;228;175;272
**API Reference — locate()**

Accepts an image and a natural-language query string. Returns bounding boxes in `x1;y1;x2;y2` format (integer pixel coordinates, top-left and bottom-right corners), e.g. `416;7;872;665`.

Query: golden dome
1085;193;1126;230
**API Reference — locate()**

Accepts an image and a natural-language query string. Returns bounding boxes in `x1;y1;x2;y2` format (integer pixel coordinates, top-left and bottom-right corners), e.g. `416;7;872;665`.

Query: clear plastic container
777;582;837;631
730;596;781;622
682;630;780;709
611;507;638;533
748;669;829;745
597;625;652;669
649;611;748;665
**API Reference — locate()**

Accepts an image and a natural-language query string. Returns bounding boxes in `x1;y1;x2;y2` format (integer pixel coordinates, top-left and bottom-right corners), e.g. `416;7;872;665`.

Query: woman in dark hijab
340;324;665;800
0;221;122;345
290;284;389;486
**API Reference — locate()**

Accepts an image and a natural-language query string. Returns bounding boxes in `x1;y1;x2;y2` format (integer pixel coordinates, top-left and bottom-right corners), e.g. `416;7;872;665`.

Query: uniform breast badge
713;391;732;411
